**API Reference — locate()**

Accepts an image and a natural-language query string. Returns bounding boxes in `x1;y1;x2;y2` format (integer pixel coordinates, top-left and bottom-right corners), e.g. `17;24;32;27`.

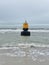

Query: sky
0;0;49;26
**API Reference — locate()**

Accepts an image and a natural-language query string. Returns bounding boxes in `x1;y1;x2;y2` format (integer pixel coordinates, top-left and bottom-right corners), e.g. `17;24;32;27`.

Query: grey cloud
0;0;49;25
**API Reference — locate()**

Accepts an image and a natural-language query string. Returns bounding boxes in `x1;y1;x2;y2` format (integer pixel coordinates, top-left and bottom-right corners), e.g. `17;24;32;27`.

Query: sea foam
0;29;49;33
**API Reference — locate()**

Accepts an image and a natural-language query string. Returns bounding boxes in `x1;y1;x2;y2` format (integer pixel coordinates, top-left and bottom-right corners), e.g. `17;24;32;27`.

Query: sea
0;25;49;62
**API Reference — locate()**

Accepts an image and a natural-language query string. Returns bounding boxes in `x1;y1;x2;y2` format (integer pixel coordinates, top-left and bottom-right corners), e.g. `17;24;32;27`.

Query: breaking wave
0;29;49;34
0;43;49;48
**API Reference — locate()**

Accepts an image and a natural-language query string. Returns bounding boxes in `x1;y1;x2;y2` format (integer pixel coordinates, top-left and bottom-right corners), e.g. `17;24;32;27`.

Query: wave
0;43;49;59
17;43;49;47
0;43;49;49
0;29;49;33
0;29;22;33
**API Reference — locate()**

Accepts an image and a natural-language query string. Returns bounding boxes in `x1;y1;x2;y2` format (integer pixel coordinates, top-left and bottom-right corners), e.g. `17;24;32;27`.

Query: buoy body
21;31;30;36
21;20;30;36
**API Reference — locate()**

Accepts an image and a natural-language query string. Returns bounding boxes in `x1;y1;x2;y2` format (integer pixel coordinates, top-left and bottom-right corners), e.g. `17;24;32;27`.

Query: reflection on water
20;36;31;43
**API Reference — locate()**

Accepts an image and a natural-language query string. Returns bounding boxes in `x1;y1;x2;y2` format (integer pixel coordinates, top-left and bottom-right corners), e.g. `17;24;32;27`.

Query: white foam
0;29;22;33
18;43;49;47
0;29;49;33
0;43;49;49
29;30;49;32
0;42;49;51
0;46;49;58
0;46;17;50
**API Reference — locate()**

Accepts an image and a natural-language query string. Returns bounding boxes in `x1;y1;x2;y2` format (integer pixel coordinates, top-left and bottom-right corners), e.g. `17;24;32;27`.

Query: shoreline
0;46;49;65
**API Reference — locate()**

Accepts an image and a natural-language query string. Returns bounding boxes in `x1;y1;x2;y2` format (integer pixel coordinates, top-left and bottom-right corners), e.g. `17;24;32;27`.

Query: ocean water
0;28;49;62
0;29;49;46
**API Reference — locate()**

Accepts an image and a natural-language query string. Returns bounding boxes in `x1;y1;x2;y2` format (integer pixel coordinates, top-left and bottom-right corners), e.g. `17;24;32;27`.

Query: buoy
21;20;30;36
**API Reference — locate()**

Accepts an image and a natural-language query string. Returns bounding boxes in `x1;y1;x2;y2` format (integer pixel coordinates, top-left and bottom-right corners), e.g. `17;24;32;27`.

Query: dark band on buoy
21;31;30;36
23;28;28;31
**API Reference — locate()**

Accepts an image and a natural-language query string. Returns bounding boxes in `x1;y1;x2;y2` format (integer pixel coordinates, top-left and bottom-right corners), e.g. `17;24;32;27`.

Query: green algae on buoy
21;20;30;36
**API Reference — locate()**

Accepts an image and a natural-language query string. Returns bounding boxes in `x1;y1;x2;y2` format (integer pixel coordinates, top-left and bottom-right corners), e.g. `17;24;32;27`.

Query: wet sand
0;55;49;65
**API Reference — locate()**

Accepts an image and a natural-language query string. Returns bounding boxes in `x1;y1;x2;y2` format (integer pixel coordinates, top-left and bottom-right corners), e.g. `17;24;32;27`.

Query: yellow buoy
23;20;29;31
23;22;28;28
21;20;30;36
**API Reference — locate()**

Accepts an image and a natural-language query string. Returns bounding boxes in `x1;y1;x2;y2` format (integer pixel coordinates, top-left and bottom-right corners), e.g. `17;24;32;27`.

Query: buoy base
21;31;30;36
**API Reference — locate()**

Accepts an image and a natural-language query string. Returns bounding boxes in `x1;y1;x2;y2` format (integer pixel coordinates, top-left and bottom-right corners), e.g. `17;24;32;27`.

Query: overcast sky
0;0;49;25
